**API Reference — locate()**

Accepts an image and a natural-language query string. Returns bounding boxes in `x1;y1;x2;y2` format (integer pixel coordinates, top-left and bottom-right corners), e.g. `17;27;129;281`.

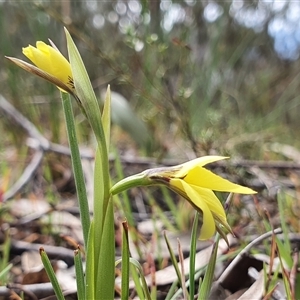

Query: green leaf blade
102;85;111;152
96;200;116;299
85;221;95;300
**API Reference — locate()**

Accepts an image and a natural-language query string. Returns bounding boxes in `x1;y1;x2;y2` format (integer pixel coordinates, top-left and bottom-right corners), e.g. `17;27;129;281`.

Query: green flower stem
60;92;90;247
110;172;152;195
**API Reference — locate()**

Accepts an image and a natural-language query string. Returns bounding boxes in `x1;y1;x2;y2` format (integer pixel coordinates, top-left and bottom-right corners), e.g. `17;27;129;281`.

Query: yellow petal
188;186;233;237
191;186;227;222
38;42;71;83
22;44;48;68
175;156;228;178
171;178;216;240
184;166;256;194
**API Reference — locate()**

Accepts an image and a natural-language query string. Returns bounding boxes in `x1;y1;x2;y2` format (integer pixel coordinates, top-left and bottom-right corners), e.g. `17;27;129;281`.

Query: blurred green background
1;0;300;160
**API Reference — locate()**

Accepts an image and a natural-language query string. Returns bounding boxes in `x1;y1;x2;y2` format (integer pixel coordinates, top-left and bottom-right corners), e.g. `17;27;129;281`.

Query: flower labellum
111;156;256;242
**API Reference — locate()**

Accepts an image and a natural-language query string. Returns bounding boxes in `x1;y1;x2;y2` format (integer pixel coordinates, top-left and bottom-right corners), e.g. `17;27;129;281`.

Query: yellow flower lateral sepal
110;156;256;241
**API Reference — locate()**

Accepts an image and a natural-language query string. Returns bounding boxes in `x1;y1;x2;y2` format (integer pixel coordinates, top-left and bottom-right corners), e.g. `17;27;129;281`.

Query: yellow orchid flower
22;41;73;92
6;41;74;94
162;156;256;240
110;156;256;242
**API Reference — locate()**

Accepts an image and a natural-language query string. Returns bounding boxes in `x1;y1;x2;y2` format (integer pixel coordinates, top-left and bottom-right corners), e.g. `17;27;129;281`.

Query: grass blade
163;231;182;289
198;235;220;299
74;247;85;300
178;239;189;299
276;241;293;300
0;263;12;284
165;279;180;300
189;211;199;300
277;191;292;267
130;262;145;299
40;248;65;300
130;258;152;300
121;220;130;300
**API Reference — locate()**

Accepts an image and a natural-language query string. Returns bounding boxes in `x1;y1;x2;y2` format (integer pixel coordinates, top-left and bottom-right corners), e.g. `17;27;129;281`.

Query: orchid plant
6;29;256;299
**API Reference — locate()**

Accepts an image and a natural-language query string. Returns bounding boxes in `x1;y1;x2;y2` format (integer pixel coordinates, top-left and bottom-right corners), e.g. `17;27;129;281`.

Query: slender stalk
60;92;90;247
